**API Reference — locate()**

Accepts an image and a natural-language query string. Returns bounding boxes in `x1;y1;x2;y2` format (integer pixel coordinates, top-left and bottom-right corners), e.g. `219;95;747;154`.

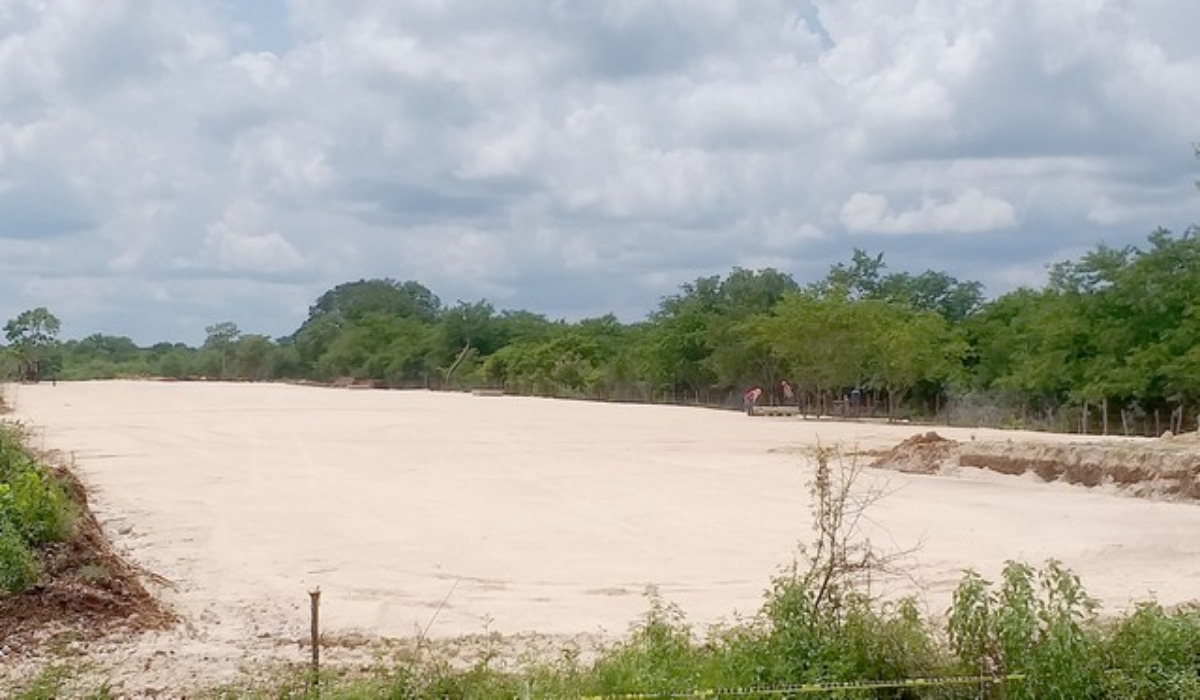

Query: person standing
781;380;795;405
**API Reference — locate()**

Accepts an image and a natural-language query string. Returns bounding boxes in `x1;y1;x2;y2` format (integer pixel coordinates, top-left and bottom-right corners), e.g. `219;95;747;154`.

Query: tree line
3;227;1199;435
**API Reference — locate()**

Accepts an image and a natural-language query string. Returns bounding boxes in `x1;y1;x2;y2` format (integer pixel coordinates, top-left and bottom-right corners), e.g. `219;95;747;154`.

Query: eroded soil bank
872;430;1200;501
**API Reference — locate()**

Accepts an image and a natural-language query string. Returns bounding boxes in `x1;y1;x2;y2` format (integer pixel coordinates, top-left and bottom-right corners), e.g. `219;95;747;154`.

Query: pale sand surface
5;381;1200;688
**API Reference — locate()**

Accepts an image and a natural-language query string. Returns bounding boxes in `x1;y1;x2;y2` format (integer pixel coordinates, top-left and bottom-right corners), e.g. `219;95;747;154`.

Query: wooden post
309;588;321;688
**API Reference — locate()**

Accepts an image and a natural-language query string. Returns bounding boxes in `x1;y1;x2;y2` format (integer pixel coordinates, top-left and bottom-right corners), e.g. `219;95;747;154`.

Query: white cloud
839;189;1018;235
397;224;513;291
1;0;1198;342
230;122;333;194
203;200;305;273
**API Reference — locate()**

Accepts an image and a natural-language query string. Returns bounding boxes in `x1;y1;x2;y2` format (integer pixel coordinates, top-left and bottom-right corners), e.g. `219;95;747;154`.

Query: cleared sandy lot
8;381;1200;647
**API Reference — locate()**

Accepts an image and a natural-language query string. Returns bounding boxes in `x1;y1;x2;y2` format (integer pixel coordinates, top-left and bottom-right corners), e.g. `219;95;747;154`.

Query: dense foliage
4;227;1200;434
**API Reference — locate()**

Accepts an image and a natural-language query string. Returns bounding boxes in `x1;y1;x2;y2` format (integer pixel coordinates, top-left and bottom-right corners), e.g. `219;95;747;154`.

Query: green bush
0;520;39;592
949;560;1103;699
586;593;707;696
1103;602;1200;699
0;423;74;592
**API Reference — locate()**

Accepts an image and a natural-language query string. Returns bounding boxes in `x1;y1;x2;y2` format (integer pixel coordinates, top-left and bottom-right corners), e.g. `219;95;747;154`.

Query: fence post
310;588;321;689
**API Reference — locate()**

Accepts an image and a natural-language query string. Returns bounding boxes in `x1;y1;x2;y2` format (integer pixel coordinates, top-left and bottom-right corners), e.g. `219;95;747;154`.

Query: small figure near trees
781;379;795;404
743;386;763;413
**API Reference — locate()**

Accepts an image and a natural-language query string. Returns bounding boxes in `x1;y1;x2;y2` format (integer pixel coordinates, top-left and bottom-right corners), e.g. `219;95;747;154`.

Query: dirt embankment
0;453;175;661
872;431;1200;501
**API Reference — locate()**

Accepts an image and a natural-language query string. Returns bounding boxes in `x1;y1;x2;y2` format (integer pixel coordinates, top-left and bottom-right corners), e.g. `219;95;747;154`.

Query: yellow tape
579;674;1025;699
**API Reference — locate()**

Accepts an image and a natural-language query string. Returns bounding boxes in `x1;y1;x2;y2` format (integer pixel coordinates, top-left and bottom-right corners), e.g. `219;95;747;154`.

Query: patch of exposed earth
869;430;1200;501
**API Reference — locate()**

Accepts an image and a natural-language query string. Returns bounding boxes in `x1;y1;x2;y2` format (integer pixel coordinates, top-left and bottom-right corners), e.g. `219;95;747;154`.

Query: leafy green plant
1102;602;1200;699
586;590;706;696
6;467;73;544
949;560;1102;699
0;423;75;592
0;519;39;592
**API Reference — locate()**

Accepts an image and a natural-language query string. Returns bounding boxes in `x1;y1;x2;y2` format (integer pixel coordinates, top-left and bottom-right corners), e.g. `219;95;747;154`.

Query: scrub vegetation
6;227;1200;436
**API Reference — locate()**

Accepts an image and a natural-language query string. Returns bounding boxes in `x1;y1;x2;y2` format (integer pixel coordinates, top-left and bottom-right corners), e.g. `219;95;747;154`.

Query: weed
77;562;113;586
4;665;71;700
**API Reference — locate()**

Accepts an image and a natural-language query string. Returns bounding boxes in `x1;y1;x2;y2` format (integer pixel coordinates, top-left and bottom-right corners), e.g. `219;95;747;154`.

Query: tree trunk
444;342;472;387
1081;401;1089;435
1102;398;1109;436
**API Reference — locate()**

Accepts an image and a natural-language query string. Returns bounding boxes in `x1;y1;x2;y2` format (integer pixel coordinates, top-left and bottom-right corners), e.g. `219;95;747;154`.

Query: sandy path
6;381;1200;685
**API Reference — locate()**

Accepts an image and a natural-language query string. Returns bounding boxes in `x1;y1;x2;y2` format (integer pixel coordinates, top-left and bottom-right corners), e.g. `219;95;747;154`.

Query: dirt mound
872;431;1200;502
0;462;175;653
871;431;958;474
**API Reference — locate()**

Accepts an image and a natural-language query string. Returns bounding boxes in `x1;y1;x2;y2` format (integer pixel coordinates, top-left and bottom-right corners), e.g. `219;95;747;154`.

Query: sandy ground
4;381;1200;692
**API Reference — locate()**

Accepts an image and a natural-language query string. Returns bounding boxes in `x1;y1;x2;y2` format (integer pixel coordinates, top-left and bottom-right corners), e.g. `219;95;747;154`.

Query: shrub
949;560;1102;699
0;423;74;592
0;520;39;593
1102;602;1200;699
586;592;706;695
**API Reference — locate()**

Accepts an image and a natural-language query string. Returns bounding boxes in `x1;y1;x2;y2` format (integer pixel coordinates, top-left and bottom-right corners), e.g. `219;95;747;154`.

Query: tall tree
305;279;441;325
877;270;985;323
292;279;442;376
3;307;62;381
204;321;241;379
813;249;886;300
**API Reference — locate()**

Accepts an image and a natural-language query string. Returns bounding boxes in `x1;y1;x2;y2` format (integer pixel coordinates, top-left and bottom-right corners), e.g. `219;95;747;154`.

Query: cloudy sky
1;0;1197;344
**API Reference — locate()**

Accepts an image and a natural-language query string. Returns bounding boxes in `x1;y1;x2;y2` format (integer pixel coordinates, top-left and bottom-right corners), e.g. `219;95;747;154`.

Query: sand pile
868;431;955;474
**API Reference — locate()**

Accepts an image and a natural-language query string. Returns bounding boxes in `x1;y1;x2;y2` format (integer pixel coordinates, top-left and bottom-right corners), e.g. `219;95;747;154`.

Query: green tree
231;334;277;381
3;307;62;382
482;316;634;398
815;250;985;322
432;300;506;386
203;321;241;379
316;313;432;385
638;268;798;401
757;293;872;413
877;270;985;323
291;279;442;378
639;276;722;400
812;249;886;300
870;304;965;418
305;279;441;325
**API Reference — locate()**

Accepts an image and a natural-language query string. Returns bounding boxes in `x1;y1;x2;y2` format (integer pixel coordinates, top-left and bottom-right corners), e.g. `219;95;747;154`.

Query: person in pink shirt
743;386;763;412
